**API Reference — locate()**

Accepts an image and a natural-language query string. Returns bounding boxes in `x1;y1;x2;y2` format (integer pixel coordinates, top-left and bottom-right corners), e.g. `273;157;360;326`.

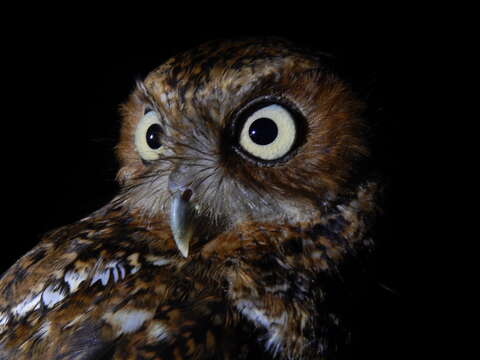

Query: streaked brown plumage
0;38;381;359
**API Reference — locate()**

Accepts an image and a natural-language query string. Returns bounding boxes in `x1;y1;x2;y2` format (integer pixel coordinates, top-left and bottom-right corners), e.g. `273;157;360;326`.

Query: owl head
115;38;368;256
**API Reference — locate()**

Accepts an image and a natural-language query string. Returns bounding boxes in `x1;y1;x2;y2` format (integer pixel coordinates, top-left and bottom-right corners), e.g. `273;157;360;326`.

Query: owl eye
135;110;164;161
238;104;297;161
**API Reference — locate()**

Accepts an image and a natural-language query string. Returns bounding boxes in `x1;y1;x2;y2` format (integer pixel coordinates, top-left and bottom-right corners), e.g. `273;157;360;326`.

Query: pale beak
169;189;194;258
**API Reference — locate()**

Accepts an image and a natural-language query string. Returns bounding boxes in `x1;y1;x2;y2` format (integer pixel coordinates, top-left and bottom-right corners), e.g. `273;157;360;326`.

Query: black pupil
146;124;162;149
248;118;278;145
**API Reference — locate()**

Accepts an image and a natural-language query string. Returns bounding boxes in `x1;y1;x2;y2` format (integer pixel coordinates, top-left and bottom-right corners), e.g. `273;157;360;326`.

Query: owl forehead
143;40;318;122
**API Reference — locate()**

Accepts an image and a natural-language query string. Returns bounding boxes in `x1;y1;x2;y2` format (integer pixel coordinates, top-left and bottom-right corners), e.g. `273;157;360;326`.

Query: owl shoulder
0;203;174;336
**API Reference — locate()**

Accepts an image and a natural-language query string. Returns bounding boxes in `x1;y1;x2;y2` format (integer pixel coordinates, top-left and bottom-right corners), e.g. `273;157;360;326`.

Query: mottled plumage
0;38;381;359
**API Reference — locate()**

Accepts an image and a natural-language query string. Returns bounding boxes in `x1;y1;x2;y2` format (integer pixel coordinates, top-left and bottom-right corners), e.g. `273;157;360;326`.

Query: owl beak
170;189;194;258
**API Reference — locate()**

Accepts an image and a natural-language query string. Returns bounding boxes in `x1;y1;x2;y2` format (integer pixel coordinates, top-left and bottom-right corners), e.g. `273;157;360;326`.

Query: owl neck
92;179;380;260
200;179;381;265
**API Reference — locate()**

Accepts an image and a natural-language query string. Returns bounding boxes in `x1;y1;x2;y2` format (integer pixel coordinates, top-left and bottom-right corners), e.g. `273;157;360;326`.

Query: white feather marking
36;320;51;338
90;269;110;286
146;256;171;267
64;270;88;292
236;300;287;355
89;261;129;287
12;293;42;317
236;300;272;328
265;283;290;293
118;263;126;279
42;284;66;308
127;254;141;275
111;266;119;283
64;314;84;328
130;266;140;274
265;313;288;355
265;327;284;355
0;312;9;328
105;261;122;283
104;309;153;335
147;321;170;342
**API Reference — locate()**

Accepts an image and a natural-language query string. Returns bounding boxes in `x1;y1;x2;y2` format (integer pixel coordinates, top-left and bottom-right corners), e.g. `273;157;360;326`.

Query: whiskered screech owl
0;38;381;359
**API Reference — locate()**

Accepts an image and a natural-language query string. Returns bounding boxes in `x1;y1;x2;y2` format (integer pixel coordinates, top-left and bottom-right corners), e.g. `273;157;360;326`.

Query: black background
1;14;416;359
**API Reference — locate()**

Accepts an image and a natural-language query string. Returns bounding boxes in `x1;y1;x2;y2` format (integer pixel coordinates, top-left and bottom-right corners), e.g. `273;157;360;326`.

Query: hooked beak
169;189;194;258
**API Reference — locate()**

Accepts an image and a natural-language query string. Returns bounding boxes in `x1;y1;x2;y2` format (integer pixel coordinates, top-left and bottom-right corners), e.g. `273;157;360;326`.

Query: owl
0;38;380;359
